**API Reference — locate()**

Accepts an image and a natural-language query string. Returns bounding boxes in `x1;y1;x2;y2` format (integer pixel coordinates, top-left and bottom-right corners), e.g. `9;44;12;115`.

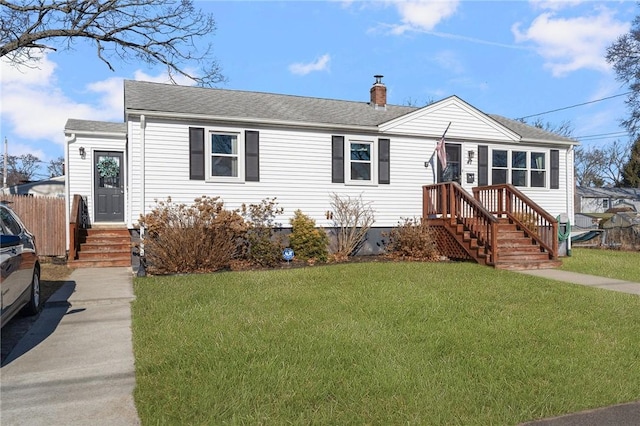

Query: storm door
438;144;462;183
94;151;124;222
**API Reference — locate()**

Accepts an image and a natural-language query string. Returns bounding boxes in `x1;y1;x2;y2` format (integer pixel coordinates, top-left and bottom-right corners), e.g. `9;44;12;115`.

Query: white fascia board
65;130;127;138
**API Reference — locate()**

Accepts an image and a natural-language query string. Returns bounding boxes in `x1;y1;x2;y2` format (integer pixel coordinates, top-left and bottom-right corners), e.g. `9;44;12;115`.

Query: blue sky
1;0;637;179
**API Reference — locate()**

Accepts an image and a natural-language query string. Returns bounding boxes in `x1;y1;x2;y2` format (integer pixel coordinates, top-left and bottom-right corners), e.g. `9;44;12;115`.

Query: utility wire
517;91;632;120
574;131;629;141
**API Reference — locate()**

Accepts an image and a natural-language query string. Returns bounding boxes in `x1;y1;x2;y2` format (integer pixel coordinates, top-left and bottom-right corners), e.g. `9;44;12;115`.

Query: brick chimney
370;75;386;109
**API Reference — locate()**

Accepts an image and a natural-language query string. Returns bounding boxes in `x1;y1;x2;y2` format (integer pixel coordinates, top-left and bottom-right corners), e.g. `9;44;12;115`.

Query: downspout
139;115;146;256
566;145;574;256
64;133;76;256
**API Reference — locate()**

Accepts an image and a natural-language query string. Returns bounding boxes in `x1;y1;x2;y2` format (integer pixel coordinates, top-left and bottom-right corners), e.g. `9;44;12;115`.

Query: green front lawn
561;248;640;282
132;262;640;425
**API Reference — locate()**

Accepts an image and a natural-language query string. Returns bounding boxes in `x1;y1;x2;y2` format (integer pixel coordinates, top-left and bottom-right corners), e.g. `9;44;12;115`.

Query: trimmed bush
139;196;248;274
289;210;329;263
385;217;440;261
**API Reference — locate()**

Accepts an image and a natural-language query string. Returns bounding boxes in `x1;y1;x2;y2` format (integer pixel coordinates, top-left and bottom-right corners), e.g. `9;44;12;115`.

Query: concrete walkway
0;267;140;425
517;268;640;295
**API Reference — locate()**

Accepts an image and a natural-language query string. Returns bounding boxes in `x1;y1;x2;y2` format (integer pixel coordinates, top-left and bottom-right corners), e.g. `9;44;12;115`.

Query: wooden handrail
424;182;499;263
68;194;87;260
473;184;558;259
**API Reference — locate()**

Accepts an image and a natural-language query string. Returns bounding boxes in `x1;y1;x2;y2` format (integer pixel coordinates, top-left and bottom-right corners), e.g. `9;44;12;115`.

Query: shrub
328;193;375;261
289;210;329;263
241;198;285;267
139;196;248;275
385;217;440;261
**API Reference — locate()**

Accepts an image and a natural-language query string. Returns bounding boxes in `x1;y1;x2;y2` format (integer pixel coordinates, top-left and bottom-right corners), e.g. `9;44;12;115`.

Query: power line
517;91;632;120
574;131;629;141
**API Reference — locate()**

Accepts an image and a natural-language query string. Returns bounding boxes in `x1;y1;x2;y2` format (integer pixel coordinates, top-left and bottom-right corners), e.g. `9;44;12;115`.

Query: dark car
1;203;41;328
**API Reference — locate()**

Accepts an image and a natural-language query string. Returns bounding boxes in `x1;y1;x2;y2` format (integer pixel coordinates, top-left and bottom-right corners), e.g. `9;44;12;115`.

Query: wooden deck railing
69;194;88;260
472;184;558;259
423;182;499;262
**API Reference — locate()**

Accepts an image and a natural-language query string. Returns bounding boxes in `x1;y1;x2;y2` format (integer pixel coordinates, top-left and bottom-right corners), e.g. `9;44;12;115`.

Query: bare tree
526;117;574;138
607;13;640;137
574;146;606;187
47;156;64;177
574;140;631;187
0;0;225;86
1;153;41;185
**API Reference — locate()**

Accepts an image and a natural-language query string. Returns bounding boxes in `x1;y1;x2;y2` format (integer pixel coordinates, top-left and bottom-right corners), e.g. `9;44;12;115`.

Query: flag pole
427;122;452;165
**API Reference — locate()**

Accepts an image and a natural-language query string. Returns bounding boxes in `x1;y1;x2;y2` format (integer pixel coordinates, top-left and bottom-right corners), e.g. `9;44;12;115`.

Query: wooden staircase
68;226;132;268
424;182;561;270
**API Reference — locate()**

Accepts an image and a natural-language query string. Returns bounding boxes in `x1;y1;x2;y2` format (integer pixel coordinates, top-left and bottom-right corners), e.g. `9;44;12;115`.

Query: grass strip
561;248;640;282
132;262;640;425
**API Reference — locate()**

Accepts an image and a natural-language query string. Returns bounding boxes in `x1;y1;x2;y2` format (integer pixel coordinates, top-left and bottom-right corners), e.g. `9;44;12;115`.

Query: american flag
435;136;447;170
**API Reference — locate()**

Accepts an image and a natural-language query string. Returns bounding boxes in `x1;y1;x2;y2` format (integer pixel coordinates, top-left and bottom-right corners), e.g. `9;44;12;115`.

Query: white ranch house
64;76;577;265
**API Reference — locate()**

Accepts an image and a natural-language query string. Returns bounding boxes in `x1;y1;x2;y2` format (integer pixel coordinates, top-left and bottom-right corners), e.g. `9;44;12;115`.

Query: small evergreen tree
622;137;640;187
289;210;329;263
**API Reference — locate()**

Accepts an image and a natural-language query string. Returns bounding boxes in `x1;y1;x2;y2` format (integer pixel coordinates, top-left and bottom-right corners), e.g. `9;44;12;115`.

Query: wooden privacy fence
1;194;66;257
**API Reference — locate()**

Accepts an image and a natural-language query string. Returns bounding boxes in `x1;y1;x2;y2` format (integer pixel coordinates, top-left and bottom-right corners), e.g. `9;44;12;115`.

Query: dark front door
94;151;124;222
438;143;462;183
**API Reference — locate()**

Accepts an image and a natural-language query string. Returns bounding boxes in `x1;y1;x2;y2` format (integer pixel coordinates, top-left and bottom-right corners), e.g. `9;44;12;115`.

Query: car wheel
23;266;42;316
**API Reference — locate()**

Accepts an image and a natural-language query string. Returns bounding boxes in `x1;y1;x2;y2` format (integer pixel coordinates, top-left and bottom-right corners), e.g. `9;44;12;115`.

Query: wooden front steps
423;183;562;271
492;220;562;270
68;226;132;268
438;218;561;270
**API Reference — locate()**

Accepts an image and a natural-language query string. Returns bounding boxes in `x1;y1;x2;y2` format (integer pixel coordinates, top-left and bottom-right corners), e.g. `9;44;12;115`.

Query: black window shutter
245;130;260;182
478;145;488;186
332;136;344;183
189;127;205;180
378;138;390;184
550;149;559;189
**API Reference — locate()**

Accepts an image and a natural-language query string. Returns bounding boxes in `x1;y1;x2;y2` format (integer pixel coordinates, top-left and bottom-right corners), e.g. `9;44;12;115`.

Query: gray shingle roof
65;119;127;134
119;80;576;144
576;186;640;200
124;80;416;127
489;114;576;144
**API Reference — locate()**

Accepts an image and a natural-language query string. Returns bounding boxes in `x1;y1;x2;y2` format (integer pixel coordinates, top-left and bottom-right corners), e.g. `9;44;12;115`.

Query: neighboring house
64;77;577;258
575;186;640;214
1;176;65;198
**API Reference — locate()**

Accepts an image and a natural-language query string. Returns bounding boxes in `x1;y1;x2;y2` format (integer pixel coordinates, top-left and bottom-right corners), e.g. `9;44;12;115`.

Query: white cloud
387;0;459;35
0;53;198;154
0;54;103;145
512;8;630;77
529;0;585;12
289;54;331;76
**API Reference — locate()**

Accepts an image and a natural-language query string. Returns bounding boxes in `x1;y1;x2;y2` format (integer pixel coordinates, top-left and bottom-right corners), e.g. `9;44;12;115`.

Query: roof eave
520;137;579;147
64;129;127;138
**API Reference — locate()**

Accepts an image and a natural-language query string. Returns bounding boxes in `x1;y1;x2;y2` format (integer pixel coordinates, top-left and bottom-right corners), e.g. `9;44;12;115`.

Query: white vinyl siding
67;134;126;225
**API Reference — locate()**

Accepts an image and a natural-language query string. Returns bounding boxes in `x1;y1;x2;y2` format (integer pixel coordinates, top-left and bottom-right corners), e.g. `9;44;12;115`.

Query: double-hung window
530;152;546;187
211;133;239;177
511;151;527;186
350;141;373;181
492;150;508;184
